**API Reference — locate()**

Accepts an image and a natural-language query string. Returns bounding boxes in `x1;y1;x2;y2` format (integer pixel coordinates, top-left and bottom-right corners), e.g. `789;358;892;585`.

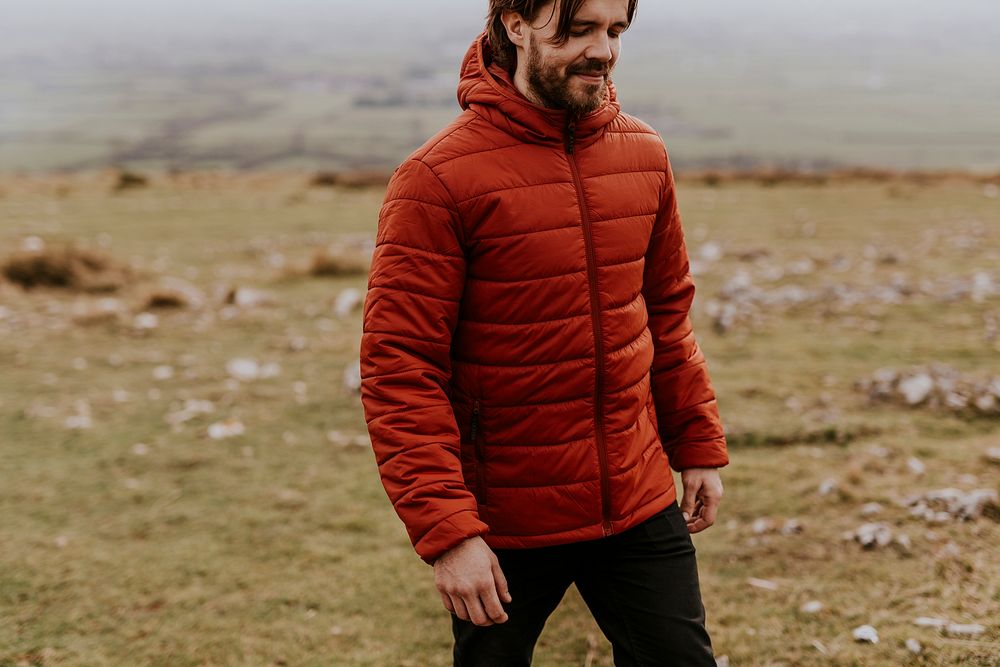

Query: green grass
0;174;998;665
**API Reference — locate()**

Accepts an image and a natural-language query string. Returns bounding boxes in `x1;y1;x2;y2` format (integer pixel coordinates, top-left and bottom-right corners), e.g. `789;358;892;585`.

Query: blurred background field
1;172;998;665
2;0;1000;665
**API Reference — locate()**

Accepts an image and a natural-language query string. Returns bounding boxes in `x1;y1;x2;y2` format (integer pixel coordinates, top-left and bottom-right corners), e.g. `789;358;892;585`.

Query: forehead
562;0;630;25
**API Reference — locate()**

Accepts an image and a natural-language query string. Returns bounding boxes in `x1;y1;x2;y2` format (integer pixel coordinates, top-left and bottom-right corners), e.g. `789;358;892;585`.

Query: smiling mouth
573;72;606;83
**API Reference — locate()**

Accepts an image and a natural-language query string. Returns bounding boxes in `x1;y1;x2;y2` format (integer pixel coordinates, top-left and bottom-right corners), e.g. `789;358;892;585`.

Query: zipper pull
471;399;480;442
565;118;576;154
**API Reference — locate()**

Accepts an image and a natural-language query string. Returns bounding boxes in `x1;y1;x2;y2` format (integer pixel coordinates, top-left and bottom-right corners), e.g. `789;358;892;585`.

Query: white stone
860;502;883;516
945;623;985;637
852;624;879;643
334;287;364;318
800;600;823;614
905;638;922;654
906;457;926;475
208;418;245;439
133;312;159;330
899;374;934;405
747;577;779;591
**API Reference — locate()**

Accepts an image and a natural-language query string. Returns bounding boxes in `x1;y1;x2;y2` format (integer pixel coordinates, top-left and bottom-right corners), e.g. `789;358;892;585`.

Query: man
359;0;729;664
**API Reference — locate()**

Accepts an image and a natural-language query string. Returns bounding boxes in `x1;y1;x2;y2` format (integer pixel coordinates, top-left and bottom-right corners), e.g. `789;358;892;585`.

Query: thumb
679;483;698;523
492;558;512;604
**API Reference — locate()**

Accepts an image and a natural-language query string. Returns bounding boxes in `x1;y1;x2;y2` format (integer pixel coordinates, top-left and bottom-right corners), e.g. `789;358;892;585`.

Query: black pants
452;500;716;666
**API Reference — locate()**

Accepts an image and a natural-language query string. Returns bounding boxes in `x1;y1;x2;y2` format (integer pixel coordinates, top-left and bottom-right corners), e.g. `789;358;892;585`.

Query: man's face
522;0;629;115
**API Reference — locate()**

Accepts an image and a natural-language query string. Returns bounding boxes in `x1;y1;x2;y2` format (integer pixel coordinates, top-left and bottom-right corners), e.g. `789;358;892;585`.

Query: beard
524;35;609;115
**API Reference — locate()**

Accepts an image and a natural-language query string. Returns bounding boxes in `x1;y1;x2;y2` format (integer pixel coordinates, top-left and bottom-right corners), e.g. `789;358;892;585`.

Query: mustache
568;61;610;77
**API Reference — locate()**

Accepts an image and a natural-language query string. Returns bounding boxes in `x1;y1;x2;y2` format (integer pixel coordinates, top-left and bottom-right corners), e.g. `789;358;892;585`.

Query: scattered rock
945;623;985;637
852;624;879;643
747;577;779;591
860;502;883;517
334;287;363;318
906;456;926;475
856;363;1000;415
226;358;281;382
905;638;922;654
166;399;216;426
207;418;245;440
132;312;160;331
903;487;1000;522
224;286;275;308
984;447;1000;465
817;478;839;496
800;600;823;614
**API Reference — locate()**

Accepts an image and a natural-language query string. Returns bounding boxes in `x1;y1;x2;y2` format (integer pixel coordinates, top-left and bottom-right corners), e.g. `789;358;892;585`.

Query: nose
585;32;613;64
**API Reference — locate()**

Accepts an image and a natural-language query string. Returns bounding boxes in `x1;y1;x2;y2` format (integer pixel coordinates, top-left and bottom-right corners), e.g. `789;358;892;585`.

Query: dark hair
486;0;639;70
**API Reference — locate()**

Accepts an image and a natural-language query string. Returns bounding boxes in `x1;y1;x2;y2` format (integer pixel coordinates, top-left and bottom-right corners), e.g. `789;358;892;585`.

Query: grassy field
0;172;998;666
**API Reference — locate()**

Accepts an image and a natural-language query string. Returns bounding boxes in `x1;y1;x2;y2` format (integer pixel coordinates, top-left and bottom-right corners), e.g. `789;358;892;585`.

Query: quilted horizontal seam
589;212;657;226
605;367;651;397
382;196;453;214
455;179;573;205
468;268;586;284
428;140;527;167
482;412;644;462
487;408;645;464
461;290;641;327
375;438;458;468
582;168;665;180
454;313;645;369
364;330;451;347
376;240;463;260
468;255;643;286
367;284;460;303
604;129;659;136
477;223;579;242
458;391;591;409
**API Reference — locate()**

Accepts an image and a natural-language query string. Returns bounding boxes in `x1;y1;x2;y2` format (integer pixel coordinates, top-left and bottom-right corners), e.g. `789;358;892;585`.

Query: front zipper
565;117;613;537
471;399;487;505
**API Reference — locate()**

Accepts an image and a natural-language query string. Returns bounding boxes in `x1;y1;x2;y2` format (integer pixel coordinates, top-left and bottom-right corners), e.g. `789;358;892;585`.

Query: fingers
687;493;721;534
679;479;702;522
480;589;509;625
440;591;455;614
491;558;512;604
464;595;493;626
452;596;471;623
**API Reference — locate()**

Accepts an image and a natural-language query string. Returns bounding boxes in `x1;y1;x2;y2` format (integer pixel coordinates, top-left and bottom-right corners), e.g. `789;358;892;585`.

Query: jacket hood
457;30;621;149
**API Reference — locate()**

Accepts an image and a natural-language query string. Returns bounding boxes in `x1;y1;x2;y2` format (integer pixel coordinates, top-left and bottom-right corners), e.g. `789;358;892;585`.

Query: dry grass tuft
306;246;369;277
309;169;392;189
139;277;204;310
113;169;149;191
1;245;130;292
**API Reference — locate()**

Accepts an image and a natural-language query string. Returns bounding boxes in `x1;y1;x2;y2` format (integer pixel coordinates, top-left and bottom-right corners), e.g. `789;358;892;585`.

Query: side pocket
471;399;488;505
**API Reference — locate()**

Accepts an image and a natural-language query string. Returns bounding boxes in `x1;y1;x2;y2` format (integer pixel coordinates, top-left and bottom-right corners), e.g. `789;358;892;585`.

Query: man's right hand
433;536;512;626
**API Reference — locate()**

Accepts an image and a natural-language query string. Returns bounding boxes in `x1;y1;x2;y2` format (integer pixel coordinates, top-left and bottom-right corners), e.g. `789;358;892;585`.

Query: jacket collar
456;31;621;150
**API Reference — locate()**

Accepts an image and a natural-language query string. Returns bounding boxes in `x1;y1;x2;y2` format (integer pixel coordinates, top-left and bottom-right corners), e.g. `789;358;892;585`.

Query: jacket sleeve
359;158;489;564
642;147;730;471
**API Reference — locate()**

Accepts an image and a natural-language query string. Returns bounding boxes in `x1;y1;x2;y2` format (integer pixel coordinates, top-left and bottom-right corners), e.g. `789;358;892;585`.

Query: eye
570;29;589;37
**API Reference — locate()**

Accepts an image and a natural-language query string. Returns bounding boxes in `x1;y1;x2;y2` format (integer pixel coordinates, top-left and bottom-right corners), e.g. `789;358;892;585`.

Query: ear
500;10;528;49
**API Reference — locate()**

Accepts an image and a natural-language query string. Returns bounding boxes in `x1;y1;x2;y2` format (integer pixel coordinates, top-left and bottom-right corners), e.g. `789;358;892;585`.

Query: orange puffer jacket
360;32;729;564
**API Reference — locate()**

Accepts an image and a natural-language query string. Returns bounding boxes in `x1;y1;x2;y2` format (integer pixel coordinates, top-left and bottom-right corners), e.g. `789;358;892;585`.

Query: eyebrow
571;19;630;29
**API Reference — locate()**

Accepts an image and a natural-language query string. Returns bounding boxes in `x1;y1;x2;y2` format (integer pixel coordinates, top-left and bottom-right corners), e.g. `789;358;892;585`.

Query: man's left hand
679;467;724;534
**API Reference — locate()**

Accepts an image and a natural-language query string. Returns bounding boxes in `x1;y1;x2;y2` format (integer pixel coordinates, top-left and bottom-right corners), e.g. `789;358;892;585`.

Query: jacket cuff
415;509;490;565
667;437;730;471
